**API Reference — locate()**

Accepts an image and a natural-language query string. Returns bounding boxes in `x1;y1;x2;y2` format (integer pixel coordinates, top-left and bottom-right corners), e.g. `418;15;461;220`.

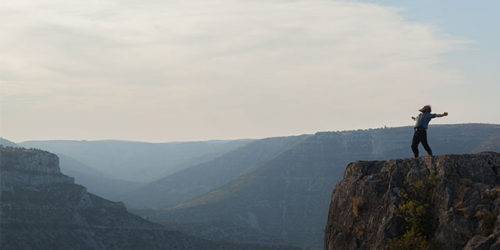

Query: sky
1;0;499;142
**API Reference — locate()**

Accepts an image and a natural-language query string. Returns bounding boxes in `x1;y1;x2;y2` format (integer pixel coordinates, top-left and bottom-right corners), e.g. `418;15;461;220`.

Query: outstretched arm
435;112;448;118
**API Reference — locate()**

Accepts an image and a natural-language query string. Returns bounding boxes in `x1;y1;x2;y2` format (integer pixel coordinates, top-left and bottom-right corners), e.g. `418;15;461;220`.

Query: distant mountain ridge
17;139;252;201
58;154;143;200
0;138;143;201
4;124;500;248
0;138;19;148
134;124;500;248
19;139;252;182
0;146;299;250
124;134;311;209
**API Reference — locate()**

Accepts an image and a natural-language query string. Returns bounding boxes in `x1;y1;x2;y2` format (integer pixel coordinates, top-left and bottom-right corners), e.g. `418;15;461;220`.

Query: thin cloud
1;0;467;141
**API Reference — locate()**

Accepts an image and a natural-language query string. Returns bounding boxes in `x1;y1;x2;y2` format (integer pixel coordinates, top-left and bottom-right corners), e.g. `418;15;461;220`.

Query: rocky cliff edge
325;152;500;250
1;147;74;191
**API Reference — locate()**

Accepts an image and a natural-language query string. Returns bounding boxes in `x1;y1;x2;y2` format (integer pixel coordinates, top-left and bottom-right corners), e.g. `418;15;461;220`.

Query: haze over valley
3;123;500;248
1;0;499;249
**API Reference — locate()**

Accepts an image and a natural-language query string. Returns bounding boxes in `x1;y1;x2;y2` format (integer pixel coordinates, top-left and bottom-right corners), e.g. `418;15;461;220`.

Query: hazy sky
1;0;499;142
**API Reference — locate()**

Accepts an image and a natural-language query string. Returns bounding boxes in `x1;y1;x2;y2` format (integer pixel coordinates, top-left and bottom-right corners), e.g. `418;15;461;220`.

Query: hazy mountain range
19;139;252;182
16;139;250;201
123;135;310;208
0;146;298;250
132;124;500;248
3;123;500;248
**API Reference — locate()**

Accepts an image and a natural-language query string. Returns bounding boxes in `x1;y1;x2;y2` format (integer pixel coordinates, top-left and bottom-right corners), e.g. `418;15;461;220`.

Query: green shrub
388;171;442;249
387;230;431;250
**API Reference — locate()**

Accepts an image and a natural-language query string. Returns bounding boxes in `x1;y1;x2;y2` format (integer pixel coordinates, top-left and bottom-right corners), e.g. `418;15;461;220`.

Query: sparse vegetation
352;197;364;217
454;201;470;218
485;187;500;201
0;145;44;152
388;171;443;250
475;210;496;236
387;230;433;250
354;224;366;238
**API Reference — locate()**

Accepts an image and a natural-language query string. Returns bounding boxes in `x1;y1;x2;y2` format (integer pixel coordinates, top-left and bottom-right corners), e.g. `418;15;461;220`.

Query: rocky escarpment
324;152;500;250
0;147;298;250
1;147;74;189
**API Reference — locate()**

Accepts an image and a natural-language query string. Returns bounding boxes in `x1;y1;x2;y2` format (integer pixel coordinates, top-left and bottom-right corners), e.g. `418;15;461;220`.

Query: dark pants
411;128;432;158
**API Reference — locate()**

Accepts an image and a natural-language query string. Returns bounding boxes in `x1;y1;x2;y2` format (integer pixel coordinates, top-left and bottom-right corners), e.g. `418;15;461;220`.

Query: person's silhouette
411;105;448;158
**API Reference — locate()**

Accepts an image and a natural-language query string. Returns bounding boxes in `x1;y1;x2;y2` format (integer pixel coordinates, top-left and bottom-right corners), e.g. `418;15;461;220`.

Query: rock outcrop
0;147;298;250
1;147;74;190
325;152;500;250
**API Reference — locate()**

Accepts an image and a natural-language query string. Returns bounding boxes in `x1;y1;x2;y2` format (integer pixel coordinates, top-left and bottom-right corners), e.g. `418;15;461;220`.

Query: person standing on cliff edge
411;105;448;158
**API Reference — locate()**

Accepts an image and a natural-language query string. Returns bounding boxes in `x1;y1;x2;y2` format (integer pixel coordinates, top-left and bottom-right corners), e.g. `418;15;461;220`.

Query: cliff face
0;147;298;250
0;147;183;249
325;152;500;250
1;148;74;190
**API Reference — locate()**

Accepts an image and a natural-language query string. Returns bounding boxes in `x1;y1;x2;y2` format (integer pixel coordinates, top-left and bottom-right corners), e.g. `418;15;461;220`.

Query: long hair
419;105;431;113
